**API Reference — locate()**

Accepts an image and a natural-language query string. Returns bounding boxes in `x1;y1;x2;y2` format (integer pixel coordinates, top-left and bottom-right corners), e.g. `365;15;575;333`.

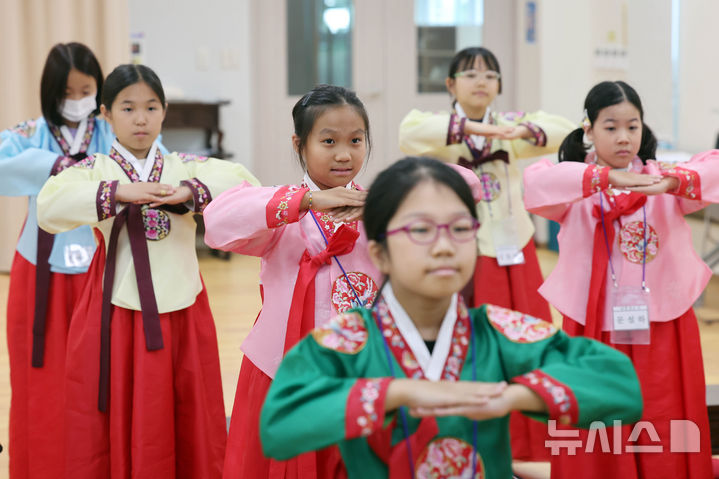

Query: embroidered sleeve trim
520;122;547;147
345;377;392;438
51;155;75;176
96;180;119;221
181;177;212;213
266;185;308;228
660;165;701;201
582;164;610;197
446;114;467;145
513;370;579;426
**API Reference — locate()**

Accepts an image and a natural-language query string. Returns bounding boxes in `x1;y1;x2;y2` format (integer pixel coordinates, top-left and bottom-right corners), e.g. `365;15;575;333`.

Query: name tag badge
610;286;650;345
492;217;525;266
64;244;93;268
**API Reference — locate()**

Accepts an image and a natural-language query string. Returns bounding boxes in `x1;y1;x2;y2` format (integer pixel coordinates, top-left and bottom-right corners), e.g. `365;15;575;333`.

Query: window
287;0;353;95
415;0;484;93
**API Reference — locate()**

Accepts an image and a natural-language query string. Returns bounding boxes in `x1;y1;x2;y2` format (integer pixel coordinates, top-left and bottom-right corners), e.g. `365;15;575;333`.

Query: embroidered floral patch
619;221;658;264
501;111;526;122
416;438;484;479
73;155;96;169
10;120;37;138
142;207;171;241
311;312;368;353
486;304;557;343
476;171;501;202
331;272;379;313
178;152;209;163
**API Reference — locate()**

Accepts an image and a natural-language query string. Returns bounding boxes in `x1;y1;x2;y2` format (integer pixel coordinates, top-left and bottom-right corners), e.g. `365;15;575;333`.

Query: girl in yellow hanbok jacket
37;64;259;478
399;47;575;460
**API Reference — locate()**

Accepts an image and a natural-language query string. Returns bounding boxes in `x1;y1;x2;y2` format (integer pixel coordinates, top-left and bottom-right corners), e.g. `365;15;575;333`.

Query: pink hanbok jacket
523;150;719;330
203;166;482;377
203;180;381;378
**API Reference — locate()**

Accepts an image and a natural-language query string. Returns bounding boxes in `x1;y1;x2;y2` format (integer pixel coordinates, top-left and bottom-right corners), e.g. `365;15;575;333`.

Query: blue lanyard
373;298;479;477
308;210;366;307
599;193;649;292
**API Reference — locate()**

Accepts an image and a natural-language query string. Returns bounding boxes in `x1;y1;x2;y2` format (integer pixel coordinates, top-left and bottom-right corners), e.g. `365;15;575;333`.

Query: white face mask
59;95;97;122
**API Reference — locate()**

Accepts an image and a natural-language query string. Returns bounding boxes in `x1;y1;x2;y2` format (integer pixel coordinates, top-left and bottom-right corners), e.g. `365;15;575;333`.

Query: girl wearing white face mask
0;42;116;479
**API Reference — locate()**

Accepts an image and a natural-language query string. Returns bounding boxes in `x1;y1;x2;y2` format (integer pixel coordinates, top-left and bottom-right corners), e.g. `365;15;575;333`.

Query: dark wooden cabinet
164;100;233;258
164;100;232;159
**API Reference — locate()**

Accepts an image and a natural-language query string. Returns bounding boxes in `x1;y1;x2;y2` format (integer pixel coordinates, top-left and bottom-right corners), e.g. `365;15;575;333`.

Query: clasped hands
115;182;192;208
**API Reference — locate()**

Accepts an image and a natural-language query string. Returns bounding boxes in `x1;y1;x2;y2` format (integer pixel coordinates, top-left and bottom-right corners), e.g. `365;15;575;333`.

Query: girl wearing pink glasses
260;157;642;479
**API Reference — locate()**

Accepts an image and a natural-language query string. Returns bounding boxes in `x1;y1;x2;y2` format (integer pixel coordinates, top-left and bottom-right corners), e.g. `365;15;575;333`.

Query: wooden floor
0;247;718;477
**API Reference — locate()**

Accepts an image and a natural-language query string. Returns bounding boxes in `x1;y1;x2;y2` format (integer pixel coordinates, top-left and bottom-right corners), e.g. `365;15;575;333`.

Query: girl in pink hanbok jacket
204;85;381;479
205;85;481;479
524;80;715;479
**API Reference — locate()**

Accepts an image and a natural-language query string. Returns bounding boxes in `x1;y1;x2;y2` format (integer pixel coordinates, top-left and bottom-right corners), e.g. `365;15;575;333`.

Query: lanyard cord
373;299;415;477
469;317;478;478
308;210;366;307
374;295;479;478
598;193;648;291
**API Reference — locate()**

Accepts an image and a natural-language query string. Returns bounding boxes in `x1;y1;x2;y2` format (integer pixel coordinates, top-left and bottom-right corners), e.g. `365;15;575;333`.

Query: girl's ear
584;123;594;144
445;77;456;99
291;134;301;153
368;240;391;275
162;102;168;123
100;104;111;123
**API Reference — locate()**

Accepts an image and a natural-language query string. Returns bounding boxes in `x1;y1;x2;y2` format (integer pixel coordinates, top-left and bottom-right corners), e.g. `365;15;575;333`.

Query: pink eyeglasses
382;217;479;245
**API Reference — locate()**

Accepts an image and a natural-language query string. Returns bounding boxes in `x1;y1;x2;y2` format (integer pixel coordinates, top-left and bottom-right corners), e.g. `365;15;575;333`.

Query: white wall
515;0;719;156
127;0;718;177
678;0;719;152
128;0;252;169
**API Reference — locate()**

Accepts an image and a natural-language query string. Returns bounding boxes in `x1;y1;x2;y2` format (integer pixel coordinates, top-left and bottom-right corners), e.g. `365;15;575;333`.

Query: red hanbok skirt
474;240;553;461
63;238;227;478
551;310;713;479
223;356;347;478
7;252;89;479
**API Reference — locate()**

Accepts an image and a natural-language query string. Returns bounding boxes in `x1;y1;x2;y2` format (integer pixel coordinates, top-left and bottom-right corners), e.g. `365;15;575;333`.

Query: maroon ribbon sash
282;224;359;354
584;192;647;340
458;148;509;169
98;204;164;411
31;152;89;367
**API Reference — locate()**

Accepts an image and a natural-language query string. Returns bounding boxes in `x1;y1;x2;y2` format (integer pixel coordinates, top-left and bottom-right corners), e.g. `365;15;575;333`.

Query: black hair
447;46;502;94
558;81;657;164
40;42;103;126
101;64;166;110
364;157;477;244
292;84;371;169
